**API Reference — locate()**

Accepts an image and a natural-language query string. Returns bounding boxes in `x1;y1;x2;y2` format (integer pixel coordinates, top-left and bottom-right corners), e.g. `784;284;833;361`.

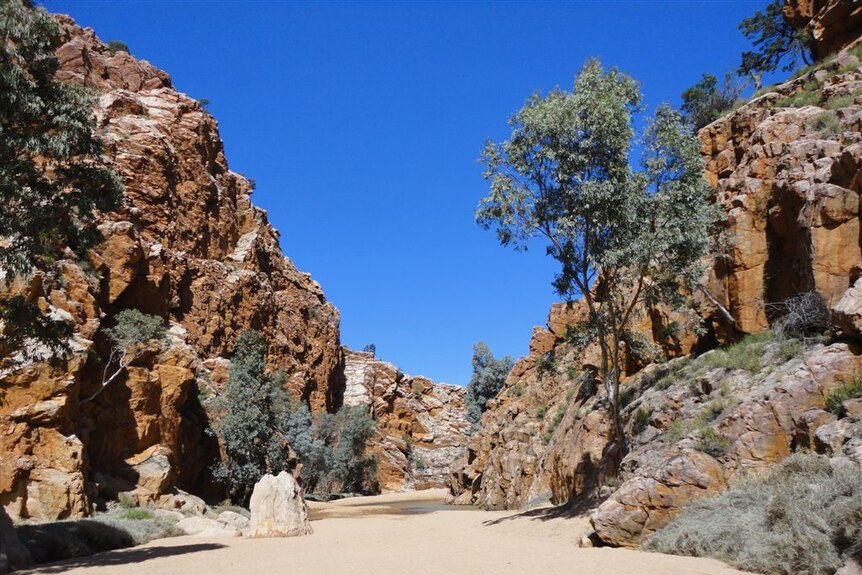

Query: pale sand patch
22;490;752;575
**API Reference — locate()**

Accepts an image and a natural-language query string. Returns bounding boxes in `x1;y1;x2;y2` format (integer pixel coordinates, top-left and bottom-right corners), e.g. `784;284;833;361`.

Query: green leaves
738;0;813;79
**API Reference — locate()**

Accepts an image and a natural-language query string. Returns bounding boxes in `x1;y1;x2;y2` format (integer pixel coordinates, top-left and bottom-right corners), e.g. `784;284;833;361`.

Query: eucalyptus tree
738;0;813;90
465;342;514;425
476;60;717;458
0;0;124;354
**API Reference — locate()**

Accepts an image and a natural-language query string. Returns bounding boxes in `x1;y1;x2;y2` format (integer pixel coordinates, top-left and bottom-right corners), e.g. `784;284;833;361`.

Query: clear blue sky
47;0;765;385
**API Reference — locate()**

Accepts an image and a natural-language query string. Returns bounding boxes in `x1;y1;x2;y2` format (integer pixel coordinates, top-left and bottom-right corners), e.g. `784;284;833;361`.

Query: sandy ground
21;489;752;575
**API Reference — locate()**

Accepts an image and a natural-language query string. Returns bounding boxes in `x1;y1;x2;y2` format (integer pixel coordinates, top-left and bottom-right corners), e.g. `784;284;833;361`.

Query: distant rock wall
0;16;342;521
343;349;470;491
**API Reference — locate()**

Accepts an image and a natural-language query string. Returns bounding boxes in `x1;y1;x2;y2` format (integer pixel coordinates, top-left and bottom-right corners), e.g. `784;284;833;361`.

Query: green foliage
645;453;862;575
465;342;514;424
0;1;124;353
825;375;862;417
106;40;129;54
0;296;74;360
681;73;743;130
666;413;709;443
633;406;652;432
510;384;524;397
196;97;211;110
362;343;377;356
534;352;557;377
812;110;842;138
211;331;294;505
119;508;152;521
289;405;377;496
618;385;637;408
738;0;813;82
536;405;547;418
825;92;858;110
477;60;718;457
775;82;821;108
696;427;731;457
104;309;166;351
705;331;773;373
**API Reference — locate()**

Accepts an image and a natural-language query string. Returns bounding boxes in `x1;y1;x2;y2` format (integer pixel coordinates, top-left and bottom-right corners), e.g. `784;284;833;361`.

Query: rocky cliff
0;17;343;521
343;349;470;491
449;38;862;545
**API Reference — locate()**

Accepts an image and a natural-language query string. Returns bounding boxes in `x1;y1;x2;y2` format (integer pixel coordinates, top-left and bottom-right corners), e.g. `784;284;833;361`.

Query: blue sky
48;1;765;385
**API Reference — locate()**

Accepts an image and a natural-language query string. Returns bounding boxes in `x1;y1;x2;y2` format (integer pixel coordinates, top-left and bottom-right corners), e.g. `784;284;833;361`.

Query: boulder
247;472;312;538
176;516;239;538
833;278;862;340
217;510;250;531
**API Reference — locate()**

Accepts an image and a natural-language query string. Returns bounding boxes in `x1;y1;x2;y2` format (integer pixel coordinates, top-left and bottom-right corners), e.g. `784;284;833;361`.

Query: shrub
767;292;832;337
536;405;547;418
666;414;708;443
696;428;731;457
645;453;862;575
534;352;557;376
465;342;514;424
106;40;129;54
291;405;377;497
633;406;652;433
812;110;842;138
705;331;773;373
510;384;524;397
825;375;862;417
120;508;152;521
619;385;637;408
211;331;294;505
681;73;742;130
825;93;858;110
776;82;821;108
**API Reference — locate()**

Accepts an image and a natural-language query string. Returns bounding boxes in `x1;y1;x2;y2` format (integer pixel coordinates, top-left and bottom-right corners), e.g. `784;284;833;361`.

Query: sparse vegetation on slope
645;453;862;575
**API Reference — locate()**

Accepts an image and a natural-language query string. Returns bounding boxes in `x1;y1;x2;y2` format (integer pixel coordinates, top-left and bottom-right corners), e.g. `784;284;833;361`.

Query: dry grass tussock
644;453;862;575
15;506;182;564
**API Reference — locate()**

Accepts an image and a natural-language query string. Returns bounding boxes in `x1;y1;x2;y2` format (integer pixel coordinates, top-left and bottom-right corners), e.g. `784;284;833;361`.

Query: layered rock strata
343;349;470;491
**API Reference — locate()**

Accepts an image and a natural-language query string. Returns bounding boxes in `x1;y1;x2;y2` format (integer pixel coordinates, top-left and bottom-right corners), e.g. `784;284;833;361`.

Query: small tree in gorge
82;309;166;403
476;60;717;459
737;0;813;89
465;342;513;425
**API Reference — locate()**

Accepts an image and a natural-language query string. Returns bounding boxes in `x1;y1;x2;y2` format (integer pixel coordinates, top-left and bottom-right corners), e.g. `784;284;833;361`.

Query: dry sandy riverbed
21;489;752;575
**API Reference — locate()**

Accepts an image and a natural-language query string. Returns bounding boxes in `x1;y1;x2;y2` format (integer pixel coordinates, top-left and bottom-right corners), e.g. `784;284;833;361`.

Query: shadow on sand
22;543;226;574
481;496;605;527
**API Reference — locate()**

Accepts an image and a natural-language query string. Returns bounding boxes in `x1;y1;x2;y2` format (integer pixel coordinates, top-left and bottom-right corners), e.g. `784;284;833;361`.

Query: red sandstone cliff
0;17;343;521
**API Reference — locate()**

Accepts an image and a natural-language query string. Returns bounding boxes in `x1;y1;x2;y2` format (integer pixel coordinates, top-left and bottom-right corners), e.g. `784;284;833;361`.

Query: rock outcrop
343;349;470;491
247;472;312;538
785;0;862;59
0;16;342;521
449;37;862;545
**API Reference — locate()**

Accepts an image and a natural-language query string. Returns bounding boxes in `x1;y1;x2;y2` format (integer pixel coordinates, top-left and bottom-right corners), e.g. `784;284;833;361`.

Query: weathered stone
217;510;250;531
247;472;312;538
0;15;343;521
176;516;239;537
342;349;470;491
833;278;862;339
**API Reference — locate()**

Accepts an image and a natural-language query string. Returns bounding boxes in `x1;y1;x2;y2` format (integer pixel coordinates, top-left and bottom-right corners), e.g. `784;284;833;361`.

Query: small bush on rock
825;375;862;417
645;453;862;575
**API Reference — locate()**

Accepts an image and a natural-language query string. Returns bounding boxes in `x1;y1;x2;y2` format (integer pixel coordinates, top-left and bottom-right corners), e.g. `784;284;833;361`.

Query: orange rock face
450;40;862;544
0;16;342;520
785;0;862;59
